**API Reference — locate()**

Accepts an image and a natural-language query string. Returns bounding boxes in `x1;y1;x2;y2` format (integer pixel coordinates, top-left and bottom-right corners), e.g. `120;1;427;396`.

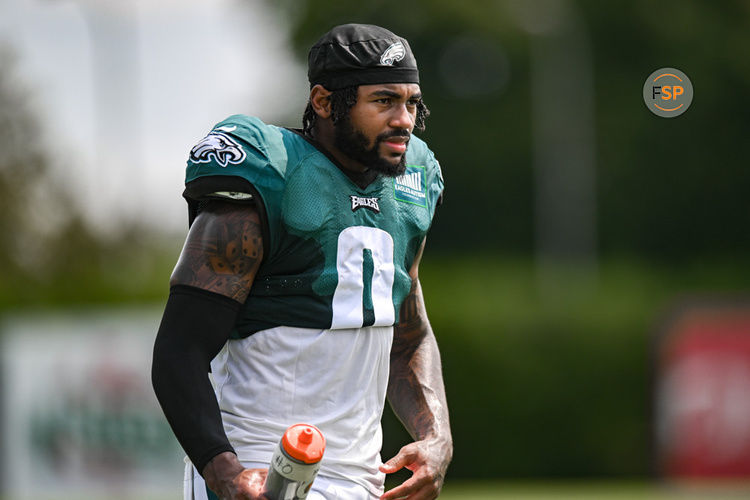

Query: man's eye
376;98;391;104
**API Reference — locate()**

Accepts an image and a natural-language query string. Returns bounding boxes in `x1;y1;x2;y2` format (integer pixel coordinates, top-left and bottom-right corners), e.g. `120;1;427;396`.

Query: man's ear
310;85;333;119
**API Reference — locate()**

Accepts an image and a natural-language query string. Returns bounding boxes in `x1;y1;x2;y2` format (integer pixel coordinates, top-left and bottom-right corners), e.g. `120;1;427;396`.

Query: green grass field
9;480;750;499
54;482;750;500
13;481;750;500
438;481;750;499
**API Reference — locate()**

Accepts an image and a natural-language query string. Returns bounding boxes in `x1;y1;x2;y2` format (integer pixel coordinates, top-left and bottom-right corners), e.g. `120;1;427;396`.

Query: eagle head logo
380;42;406;66
190;130;246;168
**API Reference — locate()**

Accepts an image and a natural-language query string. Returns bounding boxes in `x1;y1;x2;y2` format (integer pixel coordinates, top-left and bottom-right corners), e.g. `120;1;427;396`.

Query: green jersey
184;115;443;337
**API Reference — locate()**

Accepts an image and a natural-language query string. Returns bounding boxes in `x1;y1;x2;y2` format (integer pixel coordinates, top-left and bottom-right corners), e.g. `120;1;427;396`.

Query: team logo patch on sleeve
350;195;380;213
394;165;426;207
189;129;246;168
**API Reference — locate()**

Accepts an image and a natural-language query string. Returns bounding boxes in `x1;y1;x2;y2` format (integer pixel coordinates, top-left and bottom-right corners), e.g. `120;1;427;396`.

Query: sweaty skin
380;240;453;500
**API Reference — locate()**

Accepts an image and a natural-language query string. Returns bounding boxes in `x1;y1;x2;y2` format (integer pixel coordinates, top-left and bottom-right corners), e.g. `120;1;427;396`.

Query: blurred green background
2;0;750;496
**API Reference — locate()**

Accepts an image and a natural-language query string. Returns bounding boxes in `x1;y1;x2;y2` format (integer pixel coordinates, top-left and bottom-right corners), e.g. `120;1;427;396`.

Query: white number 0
331;226;395;329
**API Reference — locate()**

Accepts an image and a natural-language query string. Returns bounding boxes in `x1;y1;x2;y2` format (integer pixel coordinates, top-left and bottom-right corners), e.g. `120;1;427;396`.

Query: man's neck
304;126;379;189
310;123;368;175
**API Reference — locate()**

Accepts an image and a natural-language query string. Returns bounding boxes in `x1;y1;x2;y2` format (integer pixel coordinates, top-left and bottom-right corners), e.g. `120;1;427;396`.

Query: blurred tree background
0;46;173;308
265;0;750;481
1;0;749;485
275;0;750;260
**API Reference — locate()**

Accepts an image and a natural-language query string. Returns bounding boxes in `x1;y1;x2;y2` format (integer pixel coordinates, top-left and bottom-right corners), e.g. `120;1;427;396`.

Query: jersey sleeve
184;115;286;201
182;115;288;257
425;150;445;214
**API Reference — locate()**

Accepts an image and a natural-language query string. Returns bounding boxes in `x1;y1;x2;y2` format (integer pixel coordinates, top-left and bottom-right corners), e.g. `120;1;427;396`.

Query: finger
235;468;268;499
379;446;418;473
379;472;431;500
386;480;442;500
407;486;440;500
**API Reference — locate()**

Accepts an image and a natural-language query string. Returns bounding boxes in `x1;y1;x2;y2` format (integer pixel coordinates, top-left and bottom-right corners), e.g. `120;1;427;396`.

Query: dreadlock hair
302;85;430;137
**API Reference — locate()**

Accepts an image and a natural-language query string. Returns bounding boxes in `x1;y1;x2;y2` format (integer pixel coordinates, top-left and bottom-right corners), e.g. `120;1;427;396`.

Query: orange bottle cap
281;424;326;464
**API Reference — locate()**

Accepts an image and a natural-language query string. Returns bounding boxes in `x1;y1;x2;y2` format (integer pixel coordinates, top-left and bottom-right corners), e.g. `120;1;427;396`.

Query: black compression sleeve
151;285;241;474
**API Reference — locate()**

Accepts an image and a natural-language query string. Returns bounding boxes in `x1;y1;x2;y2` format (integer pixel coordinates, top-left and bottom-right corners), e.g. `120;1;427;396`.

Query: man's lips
382;137;409;153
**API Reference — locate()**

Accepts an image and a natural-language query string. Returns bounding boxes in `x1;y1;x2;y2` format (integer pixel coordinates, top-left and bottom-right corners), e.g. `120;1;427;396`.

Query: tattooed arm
153;200;269;500
170;199;263;299
380;239;453;500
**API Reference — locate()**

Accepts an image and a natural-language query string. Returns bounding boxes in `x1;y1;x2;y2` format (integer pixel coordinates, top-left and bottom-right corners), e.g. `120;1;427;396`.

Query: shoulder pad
186;115;288;188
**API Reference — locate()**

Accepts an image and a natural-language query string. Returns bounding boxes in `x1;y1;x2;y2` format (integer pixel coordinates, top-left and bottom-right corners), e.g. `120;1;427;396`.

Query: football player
152;24;452;500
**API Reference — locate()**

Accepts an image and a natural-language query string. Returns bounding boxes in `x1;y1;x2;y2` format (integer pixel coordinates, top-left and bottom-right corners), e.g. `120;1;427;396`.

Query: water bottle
263;424;325;500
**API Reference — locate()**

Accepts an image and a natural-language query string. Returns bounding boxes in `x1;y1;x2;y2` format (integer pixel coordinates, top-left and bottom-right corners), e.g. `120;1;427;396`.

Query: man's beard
333;114;409;177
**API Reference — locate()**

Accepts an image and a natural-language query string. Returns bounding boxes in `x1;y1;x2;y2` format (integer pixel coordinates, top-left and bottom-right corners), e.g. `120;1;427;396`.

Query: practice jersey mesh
184;115;444;338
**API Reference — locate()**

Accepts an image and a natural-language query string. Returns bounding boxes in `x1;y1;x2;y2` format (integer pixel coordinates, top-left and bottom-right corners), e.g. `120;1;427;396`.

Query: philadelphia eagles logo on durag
190;126;246;168
380;42;406;66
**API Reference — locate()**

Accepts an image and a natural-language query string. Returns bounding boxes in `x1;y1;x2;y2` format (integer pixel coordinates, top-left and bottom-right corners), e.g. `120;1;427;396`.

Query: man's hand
379;438;452;500
202;452;269;500
382;243;453;499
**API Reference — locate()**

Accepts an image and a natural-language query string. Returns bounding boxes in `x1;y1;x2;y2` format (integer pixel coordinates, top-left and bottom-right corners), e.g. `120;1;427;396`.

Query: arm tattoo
171;201;264;303
398;278;423;331
389;276;451;445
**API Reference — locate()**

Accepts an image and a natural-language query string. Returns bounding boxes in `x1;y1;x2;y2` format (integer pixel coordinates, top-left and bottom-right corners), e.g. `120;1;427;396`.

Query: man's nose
388;104;415;131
